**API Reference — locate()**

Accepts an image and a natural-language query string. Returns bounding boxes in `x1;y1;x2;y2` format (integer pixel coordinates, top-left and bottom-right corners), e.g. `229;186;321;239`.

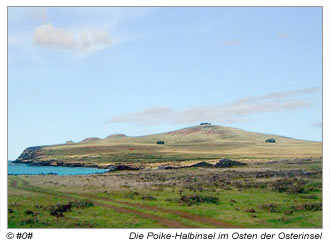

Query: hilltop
14;125;321;168
80;137;101;143
106;134;127;139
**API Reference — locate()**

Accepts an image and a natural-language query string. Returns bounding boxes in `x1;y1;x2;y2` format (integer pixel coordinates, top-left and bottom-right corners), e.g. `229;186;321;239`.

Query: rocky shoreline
14;157;247;172
13;159;106;169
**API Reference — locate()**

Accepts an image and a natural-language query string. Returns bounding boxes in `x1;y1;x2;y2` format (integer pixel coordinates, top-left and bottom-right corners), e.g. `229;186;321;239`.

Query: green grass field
8;158;322;228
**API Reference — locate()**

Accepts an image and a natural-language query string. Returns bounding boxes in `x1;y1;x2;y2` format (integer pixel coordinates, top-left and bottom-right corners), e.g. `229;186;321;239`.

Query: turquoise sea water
8;161;109;175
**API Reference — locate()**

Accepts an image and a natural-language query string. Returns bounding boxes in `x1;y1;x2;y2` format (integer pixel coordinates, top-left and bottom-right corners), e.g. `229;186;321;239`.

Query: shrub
245;208;256;213
300;195;318;200
48;200;94;217
284;210;293;215
259;203;279;213
69;200;94;208
142;195;157;201
271;179;307;194
279;216;289;222
179;195;219;206
290;203;322;211
20;217;40;225
125;191;139;199
24;210;34;215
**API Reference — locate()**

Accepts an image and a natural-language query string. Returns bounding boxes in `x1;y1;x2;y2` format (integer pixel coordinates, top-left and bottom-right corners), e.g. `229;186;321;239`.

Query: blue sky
8;7;322;159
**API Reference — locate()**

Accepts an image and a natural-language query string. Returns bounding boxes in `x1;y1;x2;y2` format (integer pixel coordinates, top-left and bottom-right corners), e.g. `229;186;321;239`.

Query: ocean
8;161;109;175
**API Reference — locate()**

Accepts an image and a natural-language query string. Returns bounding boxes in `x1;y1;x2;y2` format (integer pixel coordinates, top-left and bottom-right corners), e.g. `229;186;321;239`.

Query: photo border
1;1;328;241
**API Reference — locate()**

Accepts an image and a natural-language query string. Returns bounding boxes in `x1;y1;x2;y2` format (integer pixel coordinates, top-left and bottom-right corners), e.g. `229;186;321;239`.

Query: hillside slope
14;125;322;168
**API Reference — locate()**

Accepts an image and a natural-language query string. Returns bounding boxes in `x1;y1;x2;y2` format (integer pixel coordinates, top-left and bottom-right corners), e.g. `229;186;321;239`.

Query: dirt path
87;195;234;228
10;178;190;228
117;199;234;228
91;200;188;228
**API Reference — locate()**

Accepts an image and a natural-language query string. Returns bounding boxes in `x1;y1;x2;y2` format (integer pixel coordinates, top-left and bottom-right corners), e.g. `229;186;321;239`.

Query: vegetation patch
24;210;34;215
300;194;318;200
141;195;157;201
178;195;219;206
47;200;93;217
270;178;307;194
290;203;322;212
259;203;279;213
245;208;256;213
125;191;139;199
20;217;40;226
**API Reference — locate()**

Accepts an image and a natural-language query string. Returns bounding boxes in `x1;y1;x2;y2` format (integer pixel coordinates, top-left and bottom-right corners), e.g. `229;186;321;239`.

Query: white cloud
10;8;155;60
34;24;76;49
108;87;320;126
34;23;114;55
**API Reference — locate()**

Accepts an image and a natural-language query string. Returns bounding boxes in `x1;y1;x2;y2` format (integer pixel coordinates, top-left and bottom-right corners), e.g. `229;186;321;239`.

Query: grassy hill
15;125;322;168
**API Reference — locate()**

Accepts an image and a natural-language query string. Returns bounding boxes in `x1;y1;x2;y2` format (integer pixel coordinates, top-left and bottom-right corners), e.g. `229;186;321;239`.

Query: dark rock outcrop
13;146;43;163
190;162;213;168
107;165;140;171
189;159;246;168
214;159;247;168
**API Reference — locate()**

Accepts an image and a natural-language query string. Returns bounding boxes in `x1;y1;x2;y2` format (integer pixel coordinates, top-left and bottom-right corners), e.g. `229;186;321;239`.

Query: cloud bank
34;23;114;54
108;87;320;126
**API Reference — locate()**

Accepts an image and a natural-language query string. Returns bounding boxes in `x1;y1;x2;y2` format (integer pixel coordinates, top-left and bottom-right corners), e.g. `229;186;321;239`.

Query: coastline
9;160;111;176
13;159;106;169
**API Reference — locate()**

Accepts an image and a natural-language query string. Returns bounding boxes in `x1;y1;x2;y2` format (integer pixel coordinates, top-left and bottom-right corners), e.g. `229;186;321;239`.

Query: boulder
190;162;213;168
214;159;247;168
107;165;139;171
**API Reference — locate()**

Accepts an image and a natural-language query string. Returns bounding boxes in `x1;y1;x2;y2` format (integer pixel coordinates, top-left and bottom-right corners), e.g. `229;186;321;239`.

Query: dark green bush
271;179;307;194
179;195;219;206
259;203;279;213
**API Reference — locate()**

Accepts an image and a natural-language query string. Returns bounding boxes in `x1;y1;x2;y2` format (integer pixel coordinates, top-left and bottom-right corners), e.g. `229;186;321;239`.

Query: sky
8;7;322;160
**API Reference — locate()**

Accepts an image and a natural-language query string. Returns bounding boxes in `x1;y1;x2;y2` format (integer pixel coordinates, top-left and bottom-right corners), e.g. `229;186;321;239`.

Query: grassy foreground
8;158;322;228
